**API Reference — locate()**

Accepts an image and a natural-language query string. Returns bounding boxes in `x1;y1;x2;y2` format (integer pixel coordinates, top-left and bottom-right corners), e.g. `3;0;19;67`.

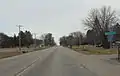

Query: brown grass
0;52;21;59
0;46;50;59
72;45;118;55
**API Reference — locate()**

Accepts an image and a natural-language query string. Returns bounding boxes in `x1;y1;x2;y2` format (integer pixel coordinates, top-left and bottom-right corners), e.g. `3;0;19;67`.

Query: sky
0;0;120;44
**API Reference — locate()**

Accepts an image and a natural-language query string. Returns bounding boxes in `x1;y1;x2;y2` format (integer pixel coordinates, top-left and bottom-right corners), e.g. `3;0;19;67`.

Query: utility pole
33;33;37;48
16;25;23;52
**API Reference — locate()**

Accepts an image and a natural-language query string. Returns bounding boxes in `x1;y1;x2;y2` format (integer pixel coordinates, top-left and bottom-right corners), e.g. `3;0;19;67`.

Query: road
0;46;96;76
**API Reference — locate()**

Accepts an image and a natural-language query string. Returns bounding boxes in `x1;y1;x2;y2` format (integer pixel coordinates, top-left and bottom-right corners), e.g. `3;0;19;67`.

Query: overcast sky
0;0;120;44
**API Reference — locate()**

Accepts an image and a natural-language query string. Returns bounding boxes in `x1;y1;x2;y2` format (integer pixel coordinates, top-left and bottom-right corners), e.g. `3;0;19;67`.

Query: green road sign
105;31;116;35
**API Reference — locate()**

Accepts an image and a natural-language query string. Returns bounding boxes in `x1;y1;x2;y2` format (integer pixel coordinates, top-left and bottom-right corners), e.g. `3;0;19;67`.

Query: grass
72;45;117;55
0;46;50;59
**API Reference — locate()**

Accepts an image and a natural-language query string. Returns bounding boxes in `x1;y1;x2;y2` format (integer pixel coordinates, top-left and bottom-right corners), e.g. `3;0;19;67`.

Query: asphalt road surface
0;46;96;76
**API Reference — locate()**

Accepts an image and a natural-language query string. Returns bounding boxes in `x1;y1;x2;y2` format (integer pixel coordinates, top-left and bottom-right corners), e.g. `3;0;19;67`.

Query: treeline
60;6;120;49
40;33;56;46
59;31;86;47
0;31;56;48
86;23;120;45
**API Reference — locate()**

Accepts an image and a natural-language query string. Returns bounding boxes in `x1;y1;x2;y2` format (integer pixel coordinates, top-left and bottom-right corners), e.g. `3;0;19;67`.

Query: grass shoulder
0;46;50;59
72;45;117;55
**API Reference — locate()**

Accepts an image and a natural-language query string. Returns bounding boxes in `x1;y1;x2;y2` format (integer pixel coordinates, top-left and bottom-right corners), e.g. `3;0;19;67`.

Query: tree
70;31;83;45
7;37;14;47
51;37;56;46
25;31;33;46
0;32;56;48
0;30;34;48
13;34;18;47
44;33;56;46
66;35;74;48
40;34;46;45
34;39;43;46
59;31;84;47
59;36;67;46
44;33;51;46
112;23;120;41
18;30;33;47
18;31;26;46
0;33;13;48
86;30;94;45
83;6;119;48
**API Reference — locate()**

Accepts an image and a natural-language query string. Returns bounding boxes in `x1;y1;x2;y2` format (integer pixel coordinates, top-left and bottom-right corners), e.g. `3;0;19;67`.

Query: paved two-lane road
0;46;96;76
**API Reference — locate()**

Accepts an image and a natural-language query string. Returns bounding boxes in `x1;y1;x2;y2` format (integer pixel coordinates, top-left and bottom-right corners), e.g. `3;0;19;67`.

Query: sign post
118;46;120;61
116;41;120;61
105;31;120;61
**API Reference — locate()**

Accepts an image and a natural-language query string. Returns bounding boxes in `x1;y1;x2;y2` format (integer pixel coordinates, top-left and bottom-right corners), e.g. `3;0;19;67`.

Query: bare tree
59;31;86;47
83;6;119;48
83;6;119;33
70;31;83;45
40;34;46;45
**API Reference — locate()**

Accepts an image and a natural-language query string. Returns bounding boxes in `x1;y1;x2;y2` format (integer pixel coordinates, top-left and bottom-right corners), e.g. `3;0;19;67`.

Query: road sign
105;31;116;35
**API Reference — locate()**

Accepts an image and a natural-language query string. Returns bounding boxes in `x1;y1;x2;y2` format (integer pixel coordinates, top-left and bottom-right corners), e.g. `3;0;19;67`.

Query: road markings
14;56;41;76
14;49;56;76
